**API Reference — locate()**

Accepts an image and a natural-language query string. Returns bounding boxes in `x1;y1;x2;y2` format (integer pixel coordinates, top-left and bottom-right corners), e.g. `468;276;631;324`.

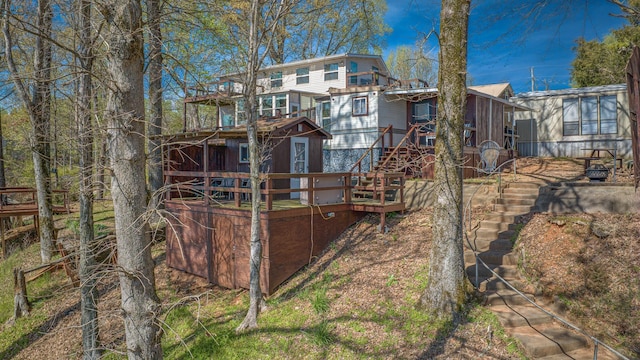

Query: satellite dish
478;140;501;173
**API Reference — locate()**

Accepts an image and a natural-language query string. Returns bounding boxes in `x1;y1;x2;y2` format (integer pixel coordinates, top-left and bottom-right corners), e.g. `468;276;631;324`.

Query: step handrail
349;125;394;174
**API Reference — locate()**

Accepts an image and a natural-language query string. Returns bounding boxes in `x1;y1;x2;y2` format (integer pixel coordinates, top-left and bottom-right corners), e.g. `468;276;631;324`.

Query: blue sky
383;0;628;93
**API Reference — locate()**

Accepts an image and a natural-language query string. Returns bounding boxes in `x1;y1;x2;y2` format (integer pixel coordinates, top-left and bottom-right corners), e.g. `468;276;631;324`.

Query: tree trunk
77;0;100;357
146;0;163;216
236;0;264;332
100;1;163;358
419;0;471;318
13;268;30;320
2;0;56;263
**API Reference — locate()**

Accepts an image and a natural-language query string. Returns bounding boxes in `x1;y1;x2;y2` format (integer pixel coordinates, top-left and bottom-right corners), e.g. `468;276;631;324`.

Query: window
352;96;368;116
239;143;249;163
275;94;287;116
324;62;339;81
581;97;598;135
260;95;273;116
349;61;358;85
600;95;617;134
236;99;247;125
562;95;618;136
270;71;282;88
296;67;309;84
321;101;331;130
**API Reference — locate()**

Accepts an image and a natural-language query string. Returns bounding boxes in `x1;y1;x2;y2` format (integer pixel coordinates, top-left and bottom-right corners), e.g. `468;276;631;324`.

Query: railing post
593;339;598;360
266;177;273;210
234;177;241;208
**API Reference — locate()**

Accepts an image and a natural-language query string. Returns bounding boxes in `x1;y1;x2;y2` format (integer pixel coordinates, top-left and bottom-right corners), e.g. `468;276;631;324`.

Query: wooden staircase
466;181;621;359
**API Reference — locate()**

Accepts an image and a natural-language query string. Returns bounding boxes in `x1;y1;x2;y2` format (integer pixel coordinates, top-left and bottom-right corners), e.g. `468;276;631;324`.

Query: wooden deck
164;171;405;294
0;187;71;258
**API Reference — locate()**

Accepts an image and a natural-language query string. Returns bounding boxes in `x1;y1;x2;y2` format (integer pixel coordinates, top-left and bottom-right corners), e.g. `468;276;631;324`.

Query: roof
468;83;513;98
160;116;331;143
383;86;531;112
513;84;627;99
220;53;390;79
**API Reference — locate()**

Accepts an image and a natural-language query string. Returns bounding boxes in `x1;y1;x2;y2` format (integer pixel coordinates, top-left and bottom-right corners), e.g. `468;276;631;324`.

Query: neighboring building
511;84;632;158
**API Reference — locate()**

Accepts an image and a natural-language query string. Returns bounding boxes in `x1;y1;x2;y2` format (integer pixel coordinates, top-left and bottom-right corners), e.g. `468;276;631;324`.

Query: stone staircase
466;181;621;359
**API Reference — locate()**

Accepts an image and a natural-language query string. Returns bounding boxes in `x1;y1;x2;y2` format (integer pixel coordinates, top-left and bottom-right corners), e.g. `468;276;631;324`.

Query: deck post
234;178;241;208
266;177;273;210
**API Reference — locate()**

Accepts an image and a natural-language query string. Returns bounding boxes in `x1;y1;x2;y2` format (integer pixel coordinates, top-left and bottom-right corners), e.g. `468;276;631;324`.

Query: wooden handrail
349;125;394;174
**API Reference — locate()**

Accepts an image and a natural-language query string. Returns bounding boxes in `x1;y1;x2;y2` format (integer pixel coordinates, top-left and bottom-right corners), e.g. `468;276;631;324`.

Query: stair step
511;324;590;358
495;197;537;206
506;182;543;189
465;238;513;252
536;346;620;360
492;304;553;327
478;220;518;232
464;249;519;266
483;213;518;223
473;228;517;241
485;289;536;306
501;190;539;199
483;278;527;291
493;204;533;213
465;264;518;279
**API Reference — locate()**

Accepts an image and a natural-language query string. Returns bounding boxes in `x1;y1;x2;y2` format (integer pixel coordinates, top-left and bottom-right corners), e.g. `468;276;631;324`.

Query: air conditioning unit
300;177;343;205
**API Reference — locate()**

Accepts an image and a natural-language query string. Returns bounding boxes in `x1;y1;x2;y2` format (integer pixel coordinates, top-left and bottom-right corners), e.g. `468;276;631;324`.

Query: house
183;53;392;130
327;81;528;177
161;116;404;294
511;84;632;158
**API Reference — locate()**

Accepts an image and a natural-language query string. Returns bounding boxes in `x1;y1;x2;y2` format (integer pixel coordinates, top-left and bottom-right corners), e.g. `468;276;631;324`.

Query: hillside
0;157;637;359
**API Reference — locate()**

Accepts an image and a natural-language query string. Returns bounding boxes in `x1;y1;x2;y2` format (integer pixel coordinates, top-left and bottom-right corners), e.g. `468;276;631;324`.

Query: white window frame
296;67;309;84
324;62;339;81
352;96;368;116
270;71;283;88
239;143;249;163
562;95;618;136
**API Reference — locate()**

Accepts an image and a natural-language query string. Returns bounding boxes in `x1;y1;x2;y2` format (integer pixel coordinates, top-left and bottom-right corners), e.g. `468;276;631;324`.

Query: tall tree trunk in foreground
2;0;56;263
146;0;163;214
236;0;264;332
419;0;471;318
99;0;163;358
77;0;100;357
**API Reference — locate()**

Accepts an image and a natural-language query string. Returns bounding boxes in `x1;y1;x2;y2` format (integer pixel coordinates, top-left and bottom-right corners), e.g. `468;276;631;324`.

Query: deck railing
164;170;404;211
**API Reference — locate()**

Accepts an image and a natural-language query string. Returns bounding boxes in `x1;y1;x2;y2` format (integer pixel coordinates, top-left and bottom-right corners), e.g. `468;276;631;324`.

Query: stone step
473;228;517;242
501;189;539;199
464;249;519;266
465;238;513;252
536;346;620;360
483;278;528;291
482;213;518;223
506;182;543;189
495;197;537;206
511;324;590;358
492;304;553;328
493;204;533;214
465;264;518;279
485;289;536;307
477;220;519;232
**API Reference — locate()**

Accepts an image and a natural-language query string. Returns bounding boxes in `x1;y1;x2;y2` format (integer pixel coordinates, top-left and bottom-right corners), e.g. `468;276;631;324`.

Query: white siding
325;90;380;150
512;86;632;157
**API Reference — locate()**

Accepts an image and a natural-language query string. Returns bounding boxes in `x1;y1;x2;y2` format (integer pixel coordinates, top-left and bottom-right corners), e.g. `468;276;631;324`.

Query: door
290;137;309;199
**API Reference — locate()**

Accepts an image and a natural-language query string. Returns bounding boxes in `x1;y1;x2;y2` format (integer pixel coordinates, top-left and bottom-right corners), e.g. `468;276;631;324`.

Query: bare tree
2;0;56;263
146;0;163;214
98;0;163;358
235;0;292;332
419;0;471;318
76;0;100;357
